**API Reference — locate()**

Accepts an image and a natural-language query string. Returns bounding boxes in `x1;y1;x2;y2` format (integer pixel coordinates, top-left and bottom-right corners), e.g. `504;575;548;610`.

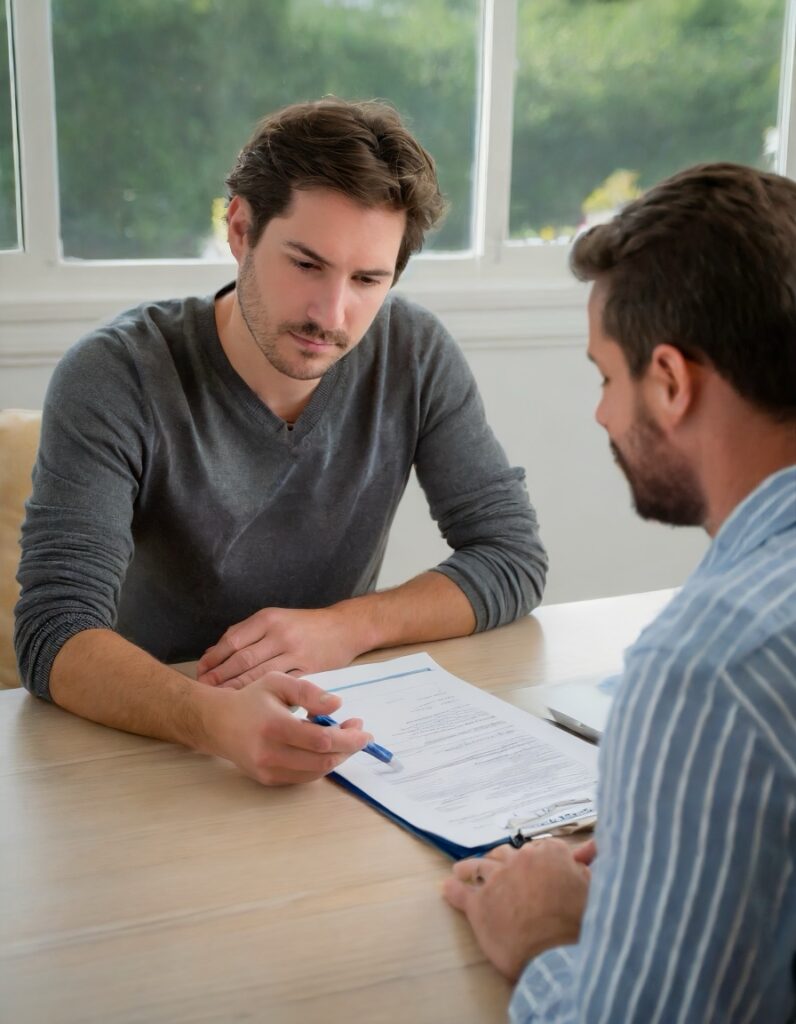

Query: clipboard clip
505;796;596;848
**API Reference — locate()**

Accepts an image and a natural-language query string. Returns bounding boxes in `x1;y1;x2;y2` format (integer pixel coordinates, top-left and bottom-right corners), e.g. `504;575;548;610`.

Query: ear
226;195;251;265
644;344;700;429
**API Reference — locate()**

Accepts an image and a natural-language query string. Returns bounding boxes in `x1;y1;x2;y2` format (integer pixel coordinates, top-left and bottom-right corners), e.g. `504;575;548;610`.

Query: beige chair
0;409;41;688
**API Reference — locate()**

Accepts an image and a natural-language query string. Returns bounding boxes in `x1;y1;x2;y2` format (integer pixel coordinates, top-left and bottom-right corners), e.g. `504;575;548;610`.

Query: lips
289;330;333;351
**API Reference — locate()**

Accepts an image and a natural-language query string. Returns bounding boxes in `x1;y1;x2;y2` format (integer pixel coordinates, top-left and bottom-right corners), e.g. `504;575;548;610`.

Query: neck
214;288;319;422
694;394;796;536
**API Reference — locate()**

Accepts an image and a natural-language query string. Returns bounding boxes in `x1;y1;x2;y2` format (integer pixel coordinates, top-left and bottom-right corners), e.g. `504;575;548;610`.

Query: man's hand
442;838;596;981
206;671;372;785
48;629;369;787
196;606;361;688
196;573;478;689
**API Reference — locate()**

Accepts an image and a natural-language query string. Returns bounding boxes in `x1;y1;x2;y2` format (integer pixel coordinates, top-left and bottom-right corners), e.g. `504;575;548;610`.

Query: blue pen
311;714;403;769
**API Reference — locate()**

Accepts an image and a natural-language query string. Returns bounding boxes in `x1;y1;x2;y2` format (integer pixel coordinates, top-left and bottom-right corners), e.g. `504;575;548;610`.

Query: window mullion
472;0;517;267
11;0;60;272
776;0;796;178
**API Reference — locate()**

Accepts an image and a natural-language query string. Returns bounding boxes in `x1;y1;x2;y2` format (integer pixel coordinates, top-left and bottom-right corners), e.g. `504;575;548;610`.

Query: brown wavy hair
226;97;447;282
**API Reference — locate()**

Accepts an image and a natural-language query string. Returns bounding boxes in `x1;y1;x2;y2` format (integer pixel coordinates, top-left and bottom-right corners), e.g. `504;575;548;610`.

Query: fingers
242;672;338;714
198;635;283;686
442;875;472;912
338;717;364;730
291;677;345;718
573;839;597;866
254;740;355;779
443;853;505;912
482;844;519;865
195;605;358;689
206;655;305;689
452;856;501;885
294;717;372;756
229;680;372;785
250;681;368;756
197;609;315;684
197;611;271;675
447;840;570;895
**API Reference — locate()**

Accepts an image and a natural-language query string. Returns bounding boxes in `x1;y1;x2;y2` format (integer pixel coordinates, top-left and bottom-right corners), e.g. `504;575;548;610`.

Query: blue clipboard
328;772;514;861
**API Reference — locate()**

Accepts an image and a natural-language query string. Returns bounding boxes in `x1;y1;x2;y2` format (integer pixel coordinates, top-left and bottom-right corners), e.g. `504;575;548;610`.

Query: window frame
1;0;795;362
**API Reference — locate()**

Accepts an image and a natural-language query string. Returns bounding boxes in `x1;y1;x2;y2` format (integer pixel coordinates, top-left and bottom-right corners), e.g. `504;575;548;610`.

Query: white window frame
2;0;796;364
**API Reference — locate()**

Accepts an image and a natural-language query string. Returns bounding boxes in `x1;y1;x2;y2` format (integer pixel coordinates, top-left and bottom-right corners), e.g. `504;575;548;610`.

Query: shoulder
613;557;796;773
373;290;448;336
57;294;205;367
368;292;461;357
632;532;796;670
361;291;473;391
50;294;209;396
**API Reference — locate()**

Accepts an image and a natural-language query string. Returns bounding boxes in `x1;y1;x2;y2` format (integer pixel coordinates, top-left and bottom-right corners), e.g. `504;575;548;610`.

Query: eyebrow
284;241;393;279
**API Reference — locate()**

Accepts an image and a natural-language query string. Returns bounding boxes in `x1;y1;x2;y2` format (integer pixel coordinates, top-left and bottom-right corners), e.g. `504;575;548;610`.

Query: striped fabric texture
511;466;796;1023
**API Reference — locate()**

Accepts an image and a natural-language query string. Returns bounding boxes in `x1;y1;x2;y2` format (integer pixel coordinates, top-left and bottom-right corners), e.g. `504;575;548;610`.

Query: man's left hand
195;606;360;687
442;838;595;981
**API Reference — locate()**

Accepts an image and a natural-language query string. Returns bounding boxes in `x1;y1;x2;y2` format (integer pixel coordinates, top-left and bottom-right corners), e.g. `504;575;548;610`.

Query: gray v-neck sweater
15;288;547;698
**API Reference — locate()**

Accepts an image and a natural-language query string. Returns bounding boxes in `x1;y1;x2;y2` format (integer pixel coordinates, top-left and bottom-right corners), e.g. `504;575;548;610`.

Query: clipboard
305;653;599;860
329;772;596;859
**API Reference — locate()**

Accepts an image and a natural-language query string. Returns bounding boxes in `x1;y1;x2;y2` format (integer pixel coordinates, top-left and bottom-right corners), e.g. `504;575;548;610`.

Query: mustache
281;321;349;349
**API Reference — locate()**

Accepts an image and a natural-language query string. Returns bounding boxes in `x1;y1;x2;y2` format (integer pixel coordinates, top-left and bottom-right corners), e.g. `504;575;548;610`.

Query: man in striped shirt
444;163;796;1022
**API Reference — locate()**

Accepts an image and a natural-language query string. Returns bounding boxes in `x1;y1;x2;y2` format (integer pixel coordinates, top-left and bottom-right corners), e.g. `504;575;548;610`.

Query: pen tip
387;757;404;772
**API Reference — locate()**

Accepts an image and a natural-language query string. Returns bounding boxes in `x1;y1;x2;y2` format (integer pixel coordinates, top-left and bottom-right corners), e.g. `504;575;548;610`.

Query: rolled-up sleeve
14;333;148;699
412;331;547;629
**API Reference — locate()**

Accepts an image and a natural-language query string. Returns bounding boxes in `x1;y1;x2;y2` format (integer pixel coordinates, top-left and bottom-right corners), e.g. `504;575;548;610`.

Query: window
50;0;480;259
0;0;20;252
2;0;795;327
510;0;787;242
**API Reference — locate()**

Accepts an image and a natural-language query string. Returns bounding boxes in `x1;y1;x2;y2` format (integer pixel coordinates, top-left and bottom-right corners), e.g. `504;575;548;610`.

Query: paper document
305;653;598;856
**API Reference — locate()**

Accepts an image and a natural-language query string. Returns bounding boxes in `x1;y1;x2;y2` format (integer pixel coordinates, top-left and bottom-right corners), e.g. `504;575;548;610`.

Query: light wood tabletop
0;590;673;1024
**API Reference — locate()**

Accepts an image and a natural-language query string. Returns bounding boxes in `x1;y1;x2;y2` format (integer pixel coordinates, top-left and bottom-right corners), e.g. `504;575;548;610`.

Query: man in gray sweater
14;98;547;786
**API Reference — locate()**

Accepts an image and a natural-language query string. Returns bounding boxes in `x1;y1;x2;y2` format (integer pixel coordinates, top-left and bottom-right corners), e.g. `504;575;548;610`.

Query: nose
594;398;608;430
307;280;347;333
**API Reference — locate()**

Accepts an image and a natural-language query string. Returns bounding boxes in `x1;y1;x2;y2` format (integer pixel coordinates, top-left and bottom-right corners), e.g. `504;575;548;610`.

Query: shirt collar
698;465;796;576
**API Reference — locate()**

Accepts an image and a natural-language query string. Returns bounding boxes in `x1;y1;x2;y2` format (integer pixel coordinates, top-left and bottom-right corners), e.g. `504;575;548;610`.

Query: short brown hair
225;97;446;282
571;162;796;421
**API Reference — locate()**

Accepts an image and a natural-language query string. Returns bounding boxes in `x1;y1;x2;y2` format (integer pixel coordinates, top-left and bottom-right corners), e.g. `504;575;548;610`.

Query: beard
236;252;350;381
611;404;706;527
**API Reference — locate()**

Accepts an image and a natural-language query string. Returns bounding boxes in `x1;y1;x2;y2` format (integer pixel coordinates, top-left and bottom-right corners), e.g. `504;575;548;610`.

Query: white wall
0;296;707;606
380;333;707;602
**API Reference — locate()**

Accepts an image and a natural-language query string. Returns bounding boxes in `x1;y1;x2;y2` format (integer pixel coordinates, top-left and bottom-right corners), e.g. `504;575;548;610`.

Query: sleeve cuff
16;612;110;701
510;946;578;1023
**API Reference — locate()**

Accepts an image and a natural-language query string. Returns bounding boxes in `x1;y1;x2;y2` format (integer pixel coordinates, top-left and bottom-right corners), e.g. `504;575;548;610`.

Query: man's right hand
205;672;372;786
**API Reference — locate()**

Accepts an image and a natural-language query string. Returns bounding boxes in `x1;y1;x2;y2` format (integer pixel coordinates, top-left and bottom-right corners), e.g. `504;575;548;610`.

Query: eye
355;274;380;287
291;257;319;272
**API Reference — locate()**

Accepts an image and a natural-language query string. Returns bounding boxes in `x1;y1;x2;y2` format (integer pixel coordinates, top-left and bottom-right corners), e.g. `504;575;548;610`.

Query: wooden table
0;590;673;1024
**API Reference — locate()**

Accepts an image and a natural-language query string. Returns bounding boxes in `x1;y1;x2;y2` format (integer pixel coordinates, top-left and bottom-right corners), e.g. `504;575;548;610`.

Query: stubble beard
611;405;706;527
237;253;350;382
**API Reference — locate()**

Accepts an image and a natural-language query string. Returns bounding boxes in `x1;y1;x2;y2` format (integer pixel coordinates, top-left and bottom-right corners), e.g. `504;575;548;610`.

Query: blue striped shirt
511;466;796;1023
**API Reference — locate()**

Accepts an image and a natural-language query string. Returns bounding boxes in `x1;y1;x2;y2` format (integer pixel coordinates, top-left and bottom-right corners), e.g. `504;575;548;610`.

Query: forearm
332;571;476;654
49;628;225;753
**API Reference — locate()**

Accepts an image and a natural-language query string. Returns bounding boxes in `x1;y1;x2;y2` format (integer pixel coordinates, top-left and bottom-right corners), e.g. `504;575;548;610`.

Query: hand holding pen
311;714;404;770
208;672;373;787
